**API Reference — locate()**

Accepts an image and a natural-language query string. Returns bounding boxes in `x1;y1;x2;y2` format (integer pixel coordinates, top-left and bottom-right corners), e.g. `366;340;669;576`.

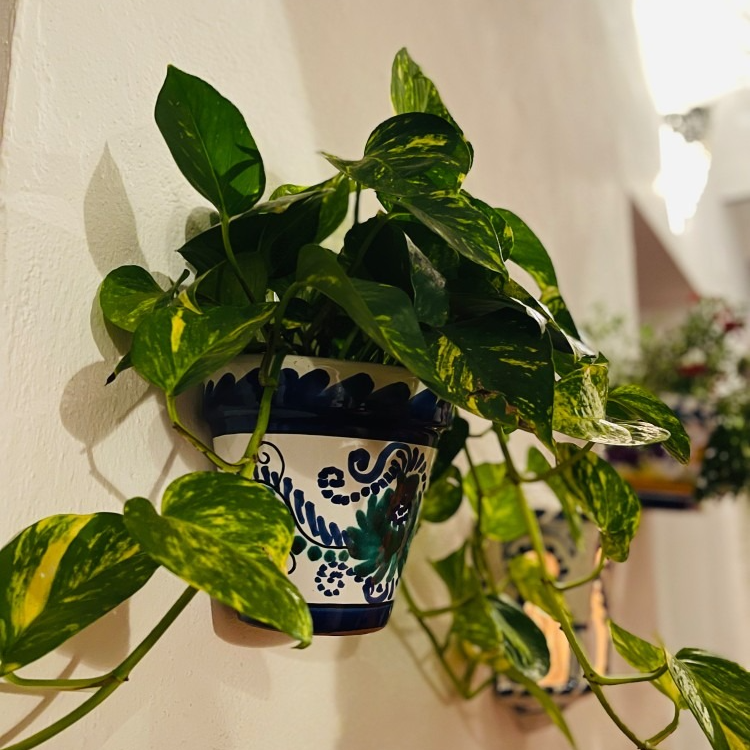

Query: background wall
1;1;748;749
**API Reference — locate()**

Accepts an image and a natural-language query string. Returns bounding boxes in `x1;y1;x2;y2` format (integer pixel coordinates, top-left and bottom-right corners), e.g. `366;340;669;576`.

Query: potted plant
1;50;748;750
601;298;750;506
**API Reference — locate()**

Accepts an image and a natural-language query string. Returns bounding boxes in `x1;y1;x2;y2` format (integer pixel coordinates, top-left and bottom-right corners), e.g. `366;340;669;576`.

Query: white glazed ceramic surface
214;432;436;607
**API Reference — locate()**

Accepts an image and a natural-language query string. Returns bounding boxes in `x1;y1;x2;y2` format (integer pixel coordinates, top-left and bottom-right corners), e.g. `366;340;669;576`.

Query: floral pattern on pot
204;356;450;635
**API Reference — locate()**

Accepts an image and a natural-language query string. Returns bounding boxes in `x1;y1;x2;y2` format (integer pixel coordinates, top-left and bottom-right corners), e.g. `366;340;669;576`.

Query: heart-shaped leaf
123;473;312;646
495;207;579;337
155;66;265;217
463;463;527;542
607;385;690;463
99;266;169;332
428;310;555;445
421;465;463;524
324;112;472;197
403;191;511;278
131;303;274;395
554;363;670;446
390;48;467;142
608;620;685;706
0;513;157;674
669;648;750;748
557;445;640;562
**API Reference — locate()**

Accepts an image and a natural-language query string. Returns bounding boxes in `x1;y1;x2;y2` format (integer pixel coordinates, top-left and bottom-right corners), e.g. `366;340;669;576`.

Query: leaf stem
3;673;111;692
166;396;243;473
554;556;605;591
1;587;198;750
529;442;594;482
220;215;255;303
646;704;681;746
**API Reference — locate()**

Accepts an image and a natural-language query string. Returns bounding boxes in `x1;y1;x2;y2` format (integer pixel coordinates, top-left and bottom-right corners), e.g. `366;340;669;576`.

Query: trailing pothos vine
1;49;748;750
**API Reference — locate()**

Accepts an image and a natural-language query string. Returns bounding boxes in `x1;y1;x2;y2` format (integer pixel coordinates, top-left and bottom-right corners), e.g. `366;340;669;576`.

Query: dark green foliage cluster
0;49;747;750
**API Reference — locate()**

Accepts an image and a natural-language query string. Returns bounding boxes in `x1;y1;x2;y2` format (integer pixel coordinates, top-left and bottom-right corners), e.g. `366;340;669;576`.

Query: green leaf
421;465;463;524
463;463;527;542
406;234;449;326
433;547;544;673
390;48;466;142
270;173;352;243
507;554;569;619
123;473;312;646
489;594;550;681
557;445;640;562
155;66;265;217
0;514;157;674
553;362;670;446
667;651;731;750
99;266;169;332
526;447;582;546
295;244;437;380
430;415;469;482
428;310;555;444
671;649;750;749
403;191;511;278
495;208;579;336
608;621;685;706
607;385;691;464
324;112;472;197
130;304;274;396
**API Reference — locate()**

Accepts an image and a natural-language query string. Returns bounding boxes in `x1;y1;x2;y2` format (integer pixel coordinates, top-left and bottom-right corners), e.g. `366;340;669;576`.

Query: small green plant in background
0;50;748;750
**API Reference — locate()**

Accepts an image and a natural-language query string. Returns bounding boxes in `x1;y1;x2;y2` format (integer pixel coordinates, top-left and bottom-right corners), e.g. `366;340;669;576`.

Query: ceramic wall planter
495;511;608;724
203;356;451;635
605;394;713;509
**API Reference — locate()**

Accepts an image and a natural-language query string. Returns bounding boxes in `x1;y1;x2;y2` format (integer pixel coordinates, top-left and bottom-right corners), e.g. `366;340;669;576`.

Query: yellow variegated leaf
123;473;312;646
0;513;157;674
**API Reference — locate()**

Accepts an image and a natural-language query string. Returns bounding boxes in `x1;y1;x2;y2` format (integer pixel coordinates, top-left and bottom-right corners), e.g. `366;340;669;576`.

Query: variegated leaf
607;385;690;463
495;207;580;337
295;244;437;381
406;234;449;327
667;651;731;750
123;473;312;646
99;266;169;332
608;620;685;706
130;303;274;395
554;362;670;446
507;554;570;619
670;648;750;748
269;173;352;243
390;48;471;160
427;310;555;445
0;513;157;674
403;191;511;278
557;445;640;562
155;66;265;217
324;112;472;197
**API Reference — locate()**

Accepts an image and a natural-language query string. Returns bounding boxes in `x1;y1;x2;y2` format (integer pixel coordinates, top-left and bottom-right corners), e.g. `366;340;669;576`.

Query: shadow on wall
60;145;206;505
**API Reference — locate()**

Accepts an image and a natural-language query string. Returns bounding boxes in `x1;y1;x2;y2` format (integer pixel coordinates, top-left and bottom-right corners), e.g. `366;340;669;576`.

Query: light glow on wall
653;125;712;235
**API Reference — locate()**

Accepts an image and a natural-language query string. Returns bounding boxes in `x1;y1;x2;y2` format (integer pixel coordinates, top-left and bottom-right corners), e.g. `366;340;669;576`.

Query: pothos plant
0;49;747;750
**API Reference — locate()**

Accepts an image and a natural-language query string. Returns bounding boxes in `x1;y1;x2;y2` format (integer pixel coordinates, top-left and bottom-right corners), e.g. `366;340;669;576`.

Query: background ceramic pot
203;355;452;635
495;511;608;725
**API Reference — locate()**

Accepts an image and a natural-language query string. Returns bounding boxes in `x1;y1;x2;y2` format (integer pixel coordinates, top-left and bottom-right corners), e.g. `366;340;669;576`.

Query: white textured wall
1;1;747;749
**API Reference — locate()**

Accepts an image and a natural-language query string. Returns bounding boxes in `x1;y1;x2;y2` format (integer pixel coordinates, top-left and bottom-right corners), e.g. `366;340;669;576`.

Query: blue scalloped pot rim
203;356;453;636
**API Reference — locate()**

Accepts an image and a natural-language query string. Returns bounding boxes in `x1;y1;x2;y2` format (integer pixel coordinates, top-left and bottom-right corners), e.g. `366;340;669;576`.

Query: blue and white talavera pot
495;510;609;724
203;355;452;636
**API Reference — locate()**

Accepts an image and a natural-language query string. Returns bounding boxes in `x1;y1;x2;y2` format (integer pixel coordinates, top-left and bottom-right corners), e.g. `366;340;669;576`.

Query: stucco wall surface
1;2;748;749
